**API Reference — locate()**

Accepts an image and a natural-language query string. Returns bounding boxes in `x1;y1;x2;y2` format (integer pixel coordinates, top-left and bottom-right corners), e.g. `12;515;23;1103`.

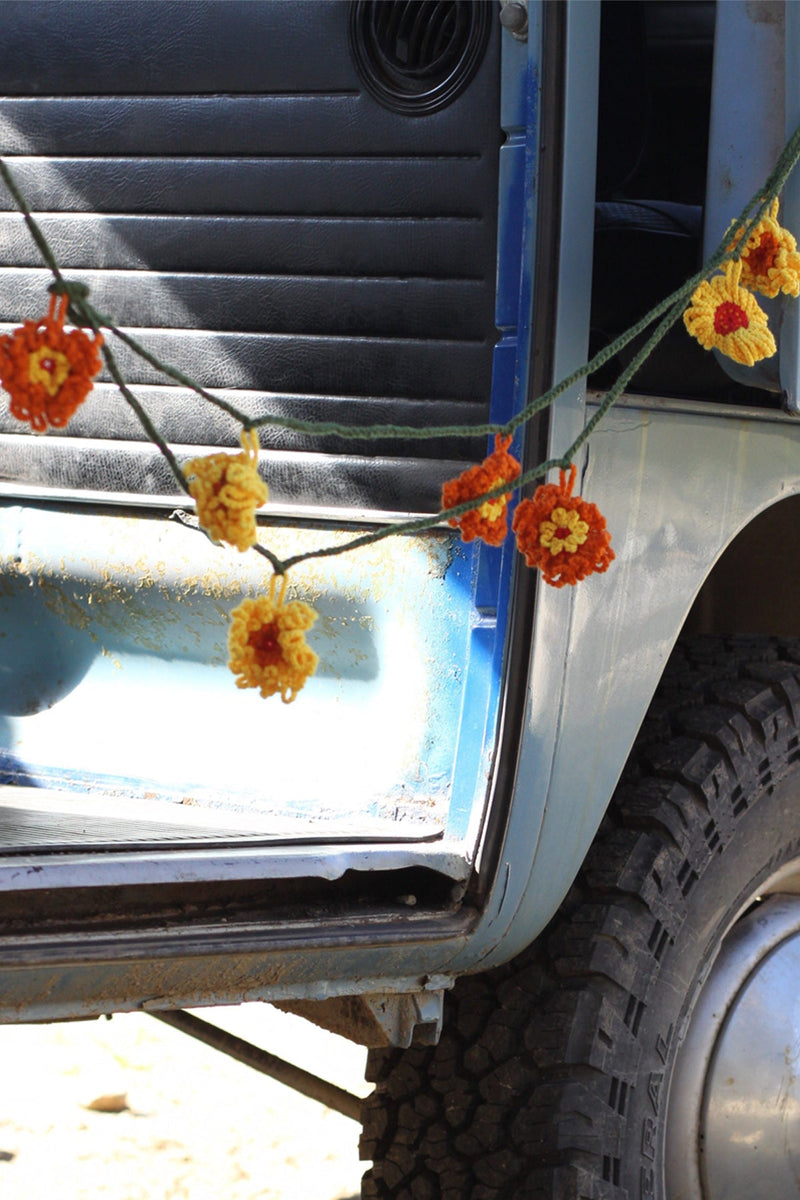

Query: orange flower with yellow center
512;464;614;587
0;292;103;432
228;576;318;703
441;434;521;546
183;427;268;552
683;259;776;366
729;198;800;298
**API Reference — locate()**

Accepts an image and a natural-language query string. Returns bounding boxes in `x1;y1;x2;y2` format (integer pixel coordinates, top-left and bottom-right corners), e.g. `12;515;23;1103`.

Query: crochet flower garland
0;292;103;432
441;434;521;546
183;427;268;552
683;198;800;364
512;464;614;587
439;444;614;589
228;575;319;703
2;143;800;699
730;197;800;298
683;259;777;366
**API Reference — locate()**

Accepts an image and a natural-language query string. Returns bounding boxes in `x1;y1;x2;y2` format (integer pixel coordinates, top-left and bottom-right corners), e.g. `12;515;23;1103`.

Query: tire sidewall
628;772;800;1200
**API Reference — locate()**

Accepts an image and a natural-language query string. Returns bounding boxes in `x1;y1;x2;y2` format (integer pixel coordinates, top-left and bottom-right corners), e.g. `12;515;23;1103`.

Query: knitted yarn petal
441;434;521;546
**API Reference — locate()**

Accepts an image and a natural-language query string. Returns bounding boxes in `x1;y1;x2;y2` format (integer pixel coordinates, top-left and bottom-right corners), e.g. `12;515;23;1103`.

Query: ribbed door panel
0;0;501;512
0;158;491;216
0;216;491;276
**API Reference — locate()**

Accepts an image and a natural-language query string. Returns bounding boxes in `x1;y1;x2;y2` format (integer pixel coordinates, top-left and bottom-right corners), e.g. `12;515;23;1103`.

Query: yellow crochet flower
183;428;268;552
730;198;800;298
228;578;318;703
539;506;589;556
683;259;776;366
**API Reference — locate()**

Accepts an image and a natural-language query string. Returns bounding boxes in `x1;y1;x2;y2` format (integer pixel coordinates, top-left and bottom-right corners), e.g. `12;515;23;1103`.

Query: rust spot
744;0;783;25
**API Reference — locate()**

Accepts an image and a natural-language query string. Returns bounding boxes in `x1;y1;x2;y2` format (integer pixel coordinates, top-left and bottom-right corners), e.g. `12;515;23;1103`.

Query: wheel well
685;493;800;637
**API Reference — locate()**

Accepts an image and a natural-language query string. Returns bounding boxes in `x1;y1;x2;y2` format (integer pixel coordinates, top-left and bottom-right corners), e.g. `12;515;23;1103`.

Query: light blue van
1;2;799;1196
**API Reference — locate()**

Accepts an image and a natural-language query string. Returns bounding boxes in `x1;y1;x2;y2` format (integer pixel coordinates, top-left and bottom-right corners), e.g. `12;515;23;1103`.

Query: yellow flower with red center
228;576;318;703
183;427;268;552
29;345;70;394
441;434;521;546
512;464;614;587
729;198;800;298
683;259;776;366
539;506;589;556
0;292;103;432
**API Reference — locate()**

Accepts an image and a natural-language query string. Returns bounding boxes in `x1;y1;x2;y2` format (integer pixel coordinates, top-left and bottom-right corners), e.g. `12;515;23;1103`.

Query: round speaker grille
350;1;492;115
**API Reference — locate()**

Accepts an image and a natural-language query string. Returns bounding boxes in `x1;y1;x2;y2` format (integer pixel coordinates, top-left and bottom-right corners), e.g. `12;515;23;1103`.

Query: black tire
359;636;800;1199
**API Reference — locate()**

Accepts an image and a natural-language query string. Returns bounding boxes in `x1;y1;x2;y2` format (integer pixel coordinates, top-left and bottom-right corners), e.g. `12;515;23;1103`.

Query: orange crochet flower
441;434;521;546
512;464;614;587
729;198;800;298
683;259;776;366
183;428;268;552
228;576;318;703
0;292;103;432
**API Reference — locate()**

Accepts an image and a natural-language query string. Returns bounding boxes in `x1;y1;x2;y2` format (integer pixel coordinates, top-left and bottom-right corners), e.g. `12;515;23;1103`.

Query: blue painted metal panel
0;504;485;835
444;22;536;847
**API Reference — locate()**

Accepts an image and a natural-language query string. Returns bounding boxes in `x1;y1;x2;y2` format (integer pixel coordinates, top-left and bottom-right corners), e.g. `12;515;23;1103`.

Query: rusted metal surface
278;987;445;1049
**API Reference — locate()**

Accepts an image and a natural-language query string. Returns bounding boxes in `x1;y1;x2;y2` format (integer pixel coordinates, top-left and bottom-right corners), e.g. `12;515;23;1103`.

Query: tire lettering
641;1165;656;1199
656;1024;673;1065
642;1116;657;1161
647;1071;663;1115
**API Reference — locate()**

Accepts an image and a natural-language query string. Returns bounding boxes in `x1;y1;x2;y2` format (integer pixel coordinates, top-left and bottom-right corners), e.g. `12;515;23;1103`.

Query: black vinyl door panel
0;1;501;512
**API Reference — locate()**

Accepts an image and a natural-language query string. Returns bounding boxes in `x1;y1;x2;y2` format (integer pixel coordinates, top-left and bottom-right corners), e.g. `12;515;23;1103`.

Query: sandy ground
0;1003;369;1199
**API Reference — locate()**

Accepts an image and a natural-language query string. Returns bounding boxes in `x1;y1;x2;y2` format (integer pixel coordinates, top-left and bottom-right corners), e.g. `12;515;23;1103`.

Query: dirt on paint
0;1004;368;1200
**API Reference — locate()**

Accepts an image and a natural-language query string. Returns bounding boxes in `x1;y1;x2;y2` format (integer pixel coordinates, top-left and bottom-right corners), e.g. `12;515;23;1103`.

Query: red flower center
555;526;570;540
248;621;283;667
745;231;779;278
714;301;749;336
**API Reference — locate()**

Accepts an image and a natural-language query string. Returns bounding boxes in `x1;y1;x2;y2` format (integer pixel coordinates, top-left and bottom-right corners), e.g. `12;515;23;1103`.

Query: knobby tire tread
359;636;800;1199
